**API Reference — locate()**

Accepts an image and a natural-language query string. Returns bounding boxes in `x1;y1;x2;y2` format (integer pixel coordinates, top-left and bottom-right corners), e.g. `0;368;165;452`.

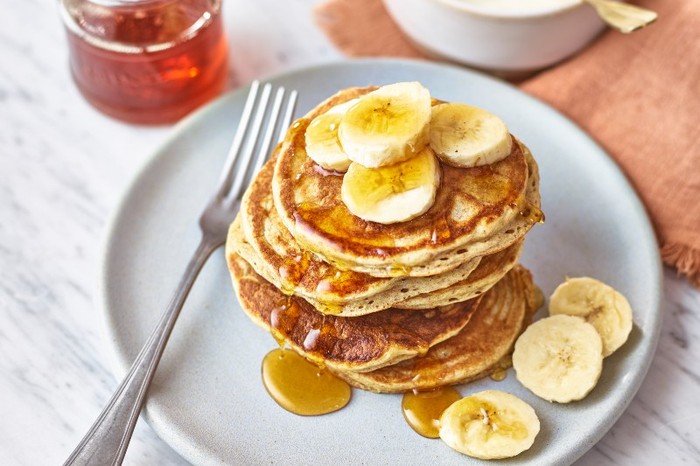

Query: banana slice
439;390;540;460
549;277;633;357
430;103;513;168
304;98;359;172
513;315;603;403
338;82;431;168
341;147;440;224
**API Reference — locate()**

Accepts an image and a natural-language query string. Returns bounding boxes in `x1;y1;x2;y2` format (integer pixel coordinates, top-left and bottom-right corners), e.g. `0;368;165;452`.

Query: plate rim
96;57;664;466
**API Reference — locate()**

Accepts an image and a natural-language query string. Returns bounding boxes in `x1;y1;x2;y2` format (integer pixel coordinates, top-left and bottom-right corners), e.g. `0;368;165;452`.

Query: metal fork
64;81;298;466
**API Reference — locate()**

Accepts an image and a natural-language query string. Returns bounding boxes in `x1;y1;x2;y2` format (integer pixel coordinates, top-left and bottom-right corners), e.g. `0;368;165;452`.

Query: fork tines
219;80;298;202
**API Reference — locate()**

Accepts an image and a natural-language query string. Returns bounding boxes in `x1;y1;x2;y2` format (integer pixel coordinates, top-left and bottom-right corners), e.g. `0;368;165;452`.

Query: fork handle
64;237;219;466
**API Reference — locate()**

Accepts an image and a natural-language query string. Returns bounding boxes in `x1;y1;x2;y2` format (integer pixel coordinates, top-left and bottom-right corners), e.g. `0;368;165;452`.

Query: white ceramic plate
99;59;662;465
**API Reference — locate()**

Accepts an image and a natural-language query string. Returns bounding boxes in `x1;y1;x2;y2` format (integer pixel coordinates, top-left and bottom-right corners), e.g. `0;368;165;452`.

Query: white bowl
383;0;605;75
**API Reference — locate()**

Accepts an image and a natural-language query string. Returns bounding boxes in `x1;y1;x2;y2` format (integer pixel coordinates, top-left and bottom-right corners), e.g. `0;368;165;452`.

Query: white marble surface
0;0;698;464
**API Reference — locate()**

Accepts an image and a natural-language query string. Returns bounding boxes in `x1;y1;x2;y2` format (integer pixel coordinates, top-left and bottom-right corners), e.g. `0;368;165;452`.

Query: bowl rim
428;0;585;19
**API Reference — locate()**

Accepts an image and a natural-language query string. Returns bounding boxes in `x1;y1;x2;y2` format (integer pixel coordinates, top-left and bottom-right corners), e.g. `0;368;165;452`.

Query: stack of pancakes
226;87;542;393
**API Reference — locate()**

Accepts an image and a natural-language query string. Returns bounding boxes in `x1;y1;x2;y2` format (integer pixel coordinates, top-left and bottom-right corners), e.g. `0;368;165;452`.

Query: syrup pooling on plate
401;387;462;438
261;348;351;416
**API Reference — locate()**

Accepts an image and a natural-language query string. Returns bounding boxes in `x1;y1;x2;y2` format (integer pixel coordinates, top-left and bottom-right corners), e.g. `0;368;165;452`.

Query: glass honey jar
59;0;229;124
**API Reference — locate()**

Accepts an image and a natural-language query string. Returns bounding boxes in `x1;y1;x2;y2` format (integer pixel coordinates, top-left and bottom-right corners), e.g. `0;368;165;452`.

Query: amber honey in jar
59;0;229;124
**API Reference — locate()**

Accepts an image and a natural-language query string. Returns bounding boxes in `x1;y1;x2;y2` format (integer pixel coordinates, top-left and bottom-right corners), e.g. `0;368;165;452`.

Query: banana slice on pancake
338;82;431;168
430;103;512;168
513;315;603;403
548;277;633;357
304;98;359;172
439;390;540;460
341;147;440;224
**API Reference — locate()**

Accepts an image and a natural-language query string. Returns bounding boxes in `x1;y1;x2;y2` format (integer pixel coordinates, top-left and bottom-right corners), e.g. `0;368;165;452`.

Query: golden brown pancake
272;87;541;277
333;265;536;392
230;218;482;316
395;239;522;310
232;157;484;316
228;252;483;373
223;83;544;395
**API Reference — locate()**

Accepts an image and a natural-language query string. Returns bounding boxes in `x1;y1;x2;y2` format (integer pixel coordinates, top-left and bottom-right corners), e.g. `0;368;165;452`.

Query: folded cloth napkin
315;0;700;286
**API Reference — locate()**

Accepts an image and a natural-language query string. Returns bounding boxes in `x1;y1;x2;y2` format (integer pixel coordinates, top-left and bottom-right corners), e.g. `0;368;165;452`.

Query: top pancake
272;87;541;277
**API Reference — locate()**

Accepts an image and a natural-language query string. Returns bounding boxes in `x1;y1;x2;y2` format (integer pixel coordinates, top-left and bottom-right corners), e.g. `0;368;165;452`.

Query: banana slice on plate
304;98;359;172
549;277;633;357
439;390;540;460
338;82;431;168
513;315;603;403
341;147;440;224
430;103;512;168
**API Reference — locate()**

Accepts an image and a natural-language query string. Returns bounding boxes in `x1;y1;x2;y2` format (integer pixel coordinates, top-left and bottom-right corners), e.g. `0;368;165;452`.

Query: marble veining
0;0;698;464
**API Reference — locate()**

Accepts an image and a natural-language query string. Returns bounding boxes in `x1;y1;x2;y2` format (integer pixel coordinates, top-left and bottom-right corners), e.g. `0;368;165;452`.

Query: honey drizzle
465;174;515;205
430;215;451;245
293;203;398;254
519;202;545;224
269;297;300;335
386;264;412;277
313;301;344;315
490;369;508;382
401;387;462;438
271;332;286;348
277;251;311;295
315;269;366;295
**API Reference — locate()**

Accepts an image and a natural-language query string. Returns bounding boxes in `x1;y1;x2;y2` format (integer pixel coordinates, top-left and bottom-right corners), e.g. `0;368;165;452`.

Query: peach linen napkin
315;0;700;286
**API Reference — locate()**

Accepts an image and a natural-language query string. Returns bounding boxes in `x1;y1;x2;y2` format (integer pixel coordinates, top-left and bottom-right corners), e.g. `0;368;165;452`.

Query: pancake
272;87;542;277
298;240;524;316
394;239;522;310
228;252;483;373
224;83;545;397
230;218;482;316
333;265;536;393
232;157;491;316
